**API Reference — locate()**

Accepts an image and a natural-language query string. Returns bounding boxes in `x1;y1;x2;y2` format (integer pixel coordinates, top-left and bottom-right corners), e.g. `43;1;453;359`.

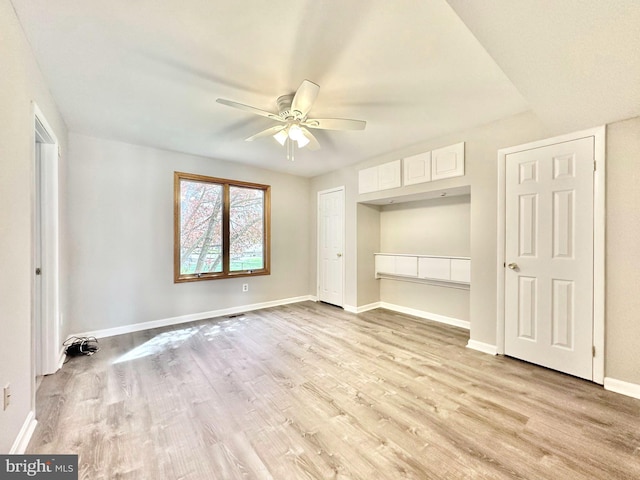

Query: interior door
504;137;594;380
318;188;344;307
34;143;43;376
34;141;60;376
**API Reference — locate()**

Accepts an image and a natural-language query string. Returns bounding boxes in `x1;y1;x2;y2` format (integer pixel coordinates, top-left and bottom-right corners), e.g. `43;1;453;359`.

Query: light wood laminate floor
28;301;640;479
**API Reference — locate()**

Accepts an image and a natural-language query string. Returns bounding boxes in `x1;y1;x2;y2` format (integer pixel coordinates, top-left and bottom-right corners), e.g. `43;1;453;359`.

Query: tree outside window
174;172;270;282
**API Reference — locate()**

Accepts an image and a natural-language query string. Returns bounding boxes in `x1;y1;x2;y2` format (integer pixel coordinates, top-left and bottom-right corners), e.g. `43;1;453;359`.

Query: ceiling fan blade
290;80;320;118
300;127;321;151
245;125;287;142
216;98;283;121
303;117;366;131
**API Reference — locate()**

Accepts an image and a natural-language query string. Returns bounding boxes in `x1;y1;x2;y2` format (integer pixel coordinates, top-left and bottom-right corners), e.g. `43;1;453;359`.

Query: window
174;172;270;282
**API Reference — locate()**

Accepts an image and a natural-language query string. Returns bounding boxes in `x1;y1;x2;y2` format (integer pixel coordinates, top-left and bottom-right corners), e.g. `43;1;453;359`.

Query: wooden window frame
174;171;271;283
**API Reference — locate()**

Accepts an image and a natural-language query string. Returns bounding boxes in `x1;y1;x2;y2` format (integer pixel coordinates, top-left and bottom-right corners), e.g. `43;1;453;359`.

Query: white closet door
504;136;594;380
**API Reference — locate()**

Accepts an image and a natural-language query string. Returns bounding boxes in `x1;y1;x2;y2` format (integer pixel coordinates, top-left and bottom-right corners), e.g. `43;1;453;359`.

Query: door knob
337;253;342;258
507;262;518;270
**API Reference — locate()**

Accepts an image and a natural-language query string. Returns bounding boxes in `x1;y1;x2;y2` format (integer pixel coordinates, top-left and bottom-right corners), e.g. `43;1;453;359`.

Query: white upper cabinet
431;142;465;181
359;160;401;194
359;142;465;195
378;160;402;191
403;151;432;186
358;166;379;194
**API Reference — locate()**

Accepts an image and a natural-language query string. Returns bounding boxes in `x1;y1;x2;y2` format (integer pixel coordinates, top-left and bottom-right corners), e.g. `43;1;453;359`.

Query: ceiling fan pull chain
287;137;295;161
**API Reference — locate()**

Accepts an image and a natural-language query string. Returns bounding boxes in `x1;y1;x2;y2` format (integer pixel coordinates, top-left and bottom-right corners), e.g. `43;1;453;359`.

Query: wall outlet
3;384;10;410
242;283;249;292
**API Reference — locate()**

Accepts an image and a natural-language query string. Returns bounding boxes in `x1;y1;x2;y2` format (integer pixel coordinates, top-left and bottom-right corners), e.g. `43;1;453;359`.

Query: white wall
379;195;470;321
311;111;549;343
379;195;470;256
311;112;640;389
356;203;380;307
66;134;310;334
606;116;640;385
0;0;68;452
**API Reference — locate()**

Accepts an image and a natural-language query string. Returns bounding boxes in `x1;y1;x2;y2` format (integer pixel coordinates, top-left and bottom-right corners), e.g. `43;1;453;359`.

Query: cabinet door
432;142;465;181
395;256;418;276
375;255;396;275
450;259;471;283
358;166;379;194
403;151;432;186
418;257;451;281
378;160;402;191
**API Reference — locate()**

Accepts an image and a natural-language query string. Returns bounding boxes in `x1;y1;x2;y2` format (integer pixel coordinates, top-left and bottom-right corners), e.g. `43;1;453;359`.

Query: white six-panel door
504;137;594;380
318;187;344;307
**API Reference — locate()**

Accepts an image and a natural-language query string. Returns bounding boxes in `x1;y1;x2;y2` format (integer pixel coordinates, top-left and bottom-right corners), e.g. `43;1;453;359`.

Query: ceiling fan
216;80;366;161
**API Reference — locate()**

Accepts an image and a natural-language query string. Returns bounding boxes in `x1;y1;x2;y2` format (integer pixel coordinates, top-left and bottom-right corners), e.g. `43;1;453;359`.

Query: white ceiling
11;1;640;177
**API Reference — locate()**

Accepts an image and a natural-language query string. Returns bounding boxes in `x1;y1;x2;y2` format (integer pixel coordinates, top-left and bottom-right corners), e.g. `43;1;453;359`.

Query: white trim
379;302;470;329
33;104;59;145
374;253;470;259
38;143;61;376
496;143;506;355
466;340;498;355
592;128;606;384
69;295;315;339
347;302;381;314
376;274;470;290
10;411;37;454
604;377;640;400
343;304;358;314
316;186;346;307
496;126;605;384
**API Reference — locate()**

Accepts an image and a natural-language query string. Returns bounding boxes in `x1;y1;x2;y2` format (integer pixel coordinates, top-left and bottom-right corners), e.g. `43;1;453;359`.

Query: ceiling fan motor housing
276;94;295;119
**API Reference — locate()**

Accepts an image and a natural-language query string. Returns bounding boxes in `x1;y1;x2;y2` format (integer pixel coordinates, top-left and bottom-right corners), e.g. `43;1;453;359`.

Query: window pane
180;180;223;274
229;186;264;272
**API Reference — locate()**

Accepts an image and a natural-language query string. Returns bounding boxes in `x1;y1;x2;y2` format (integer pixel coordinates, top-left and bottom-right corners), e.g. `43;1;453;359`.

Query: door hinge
592;345;596;357
594;161;597;172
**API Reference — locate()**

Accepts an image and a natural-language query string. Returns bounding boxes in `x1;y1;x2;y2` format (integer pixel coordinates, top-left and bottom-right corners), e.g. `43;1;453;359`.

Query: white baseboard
56;346;67;371
70;295;315;340
604;377;640;400
466;339;498;355
344;302;381;314
378;302;470;330
10;411;37;454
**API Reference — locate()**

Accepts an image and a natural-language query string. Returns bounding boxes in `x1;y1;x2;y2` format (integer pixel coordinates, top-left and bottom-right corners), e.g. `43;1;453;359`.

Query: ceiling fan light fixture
295;135;310;148
273;129;288;146
287;124;304;142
